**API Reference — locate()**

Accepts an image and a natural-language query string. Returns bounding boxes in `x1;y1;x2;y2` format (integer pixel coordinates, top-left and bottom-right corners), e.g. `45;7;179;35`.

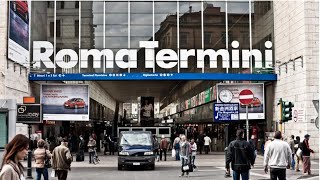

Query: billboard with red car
8;0;31;67
216;83;264;120
41;84;89;121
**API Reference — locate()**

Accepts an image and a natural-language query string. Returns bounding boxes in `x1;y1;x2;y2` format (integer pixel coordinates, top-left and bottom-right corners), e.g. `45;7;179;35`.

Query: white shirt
263;139;292;169
143;104;153;117
204;136;211;145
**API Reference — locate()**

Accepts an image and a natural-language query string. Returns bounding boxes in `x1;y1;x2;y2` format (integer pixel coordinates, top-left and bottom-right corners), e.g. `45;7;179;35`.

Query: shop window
60;1;64;9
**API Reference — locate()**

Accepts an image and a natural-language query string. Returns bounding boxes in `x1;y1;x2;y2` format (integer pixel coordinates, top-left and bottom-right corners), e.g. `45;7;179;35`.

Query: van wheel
118;164;122;170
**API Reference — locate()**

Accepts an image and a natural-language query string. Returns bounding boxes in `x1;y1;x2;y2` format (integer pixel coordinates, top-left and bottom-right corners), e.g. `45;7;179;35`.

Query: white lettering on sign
33;40;273;70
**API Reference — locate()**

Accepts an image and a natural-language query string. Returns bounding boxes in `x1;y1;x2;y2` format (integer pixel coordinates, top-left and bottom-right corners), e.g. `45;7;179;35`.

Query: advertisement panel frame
41;84;90;121
216;83;265;120
7;0;31;67
16;104;42;124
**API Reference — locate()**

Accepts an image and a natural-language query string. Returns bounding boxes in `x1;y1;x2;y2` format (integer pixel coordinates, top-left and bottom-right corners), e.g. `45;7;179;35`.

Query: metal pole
26;124;33;179
246;105;249;141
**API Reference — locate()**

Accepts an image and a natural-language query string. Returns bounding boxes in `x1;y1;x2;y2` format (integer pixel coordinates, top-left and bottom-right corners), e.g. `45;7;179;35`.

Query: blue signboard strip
29;73;277;81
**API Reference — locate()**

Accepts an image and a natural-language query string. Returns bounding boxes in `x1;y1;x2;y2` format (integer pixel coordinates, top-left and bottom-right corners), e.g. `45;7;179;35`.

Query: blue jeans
89;151;95;163
36;168;48;180
175;150;180;161
291;154;295;170
233;170;249;180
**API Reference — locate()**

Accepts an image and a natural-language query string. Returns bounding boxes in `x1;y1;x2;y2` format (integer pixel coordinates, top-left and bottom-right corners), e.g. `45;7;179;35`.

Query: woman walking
190;139;197;169
34;139;52;180
0;134;29;180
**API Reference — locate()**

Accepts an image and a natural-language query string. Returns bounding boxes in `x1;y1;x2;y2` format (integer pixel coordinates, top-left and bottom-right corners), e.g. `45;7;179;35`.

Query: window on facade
50;20;61;37
47;2;54;8
75;20;79;37
60;1;64;9
180;32;188;46
204;32;212;45
56;20;61;37
75;1;79;8
221;33;232;44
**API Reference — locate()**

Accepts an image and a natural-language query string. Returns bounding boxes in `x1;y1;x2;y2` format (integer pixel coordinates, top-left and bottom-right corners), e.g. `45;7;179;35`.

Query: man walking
52;138;73;180
204;134;211;154
226;129;254;180
301;134;314;175
288;135;295;170
160;135;168;161
264;131;291;180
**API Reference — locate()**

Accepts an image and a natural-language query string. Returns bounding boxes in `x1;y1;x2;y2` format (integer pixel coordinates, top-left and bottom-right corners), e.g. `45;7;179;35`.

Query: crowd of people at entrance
0;130;316;180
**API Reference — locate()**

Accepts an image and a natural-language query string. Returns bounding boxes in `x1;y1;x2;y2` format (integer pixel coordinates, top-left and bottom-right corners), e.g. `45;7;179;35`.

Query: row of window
47;1;79;9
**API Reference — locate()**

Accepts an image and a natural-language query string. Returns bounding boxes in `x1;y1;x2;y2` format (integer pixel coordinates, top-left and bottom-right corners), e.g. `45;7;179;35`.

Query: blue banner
214;103;240;121
29;73;277;81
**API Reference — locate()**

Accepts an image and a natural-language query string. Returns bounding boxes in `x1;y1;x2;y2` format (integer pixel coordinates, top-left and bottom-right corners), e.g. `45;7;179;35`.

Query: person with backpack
34;139;52;180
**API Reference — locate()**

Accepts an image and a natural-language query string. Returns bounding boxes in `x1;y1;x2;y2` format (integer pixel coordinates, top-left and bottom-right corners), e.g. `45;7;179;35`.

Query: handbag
50;169;56;178
296;148;302;158
172;149;176;157
44;150;52;168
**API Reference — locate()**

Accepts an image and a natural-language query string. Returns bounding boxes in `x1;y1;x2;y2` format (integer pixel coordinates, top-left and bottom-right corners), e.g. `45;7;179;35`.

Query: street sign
17;104;42;124
239;89;254;105
214;103;239;121
293;109;298;122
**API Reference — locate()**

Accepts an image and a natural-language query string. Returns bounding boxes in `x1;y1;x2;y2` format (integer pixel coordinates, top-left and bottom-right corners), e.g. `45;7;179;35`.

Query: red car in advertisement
64;98;86;109
240;97;262;108
11;0;29;23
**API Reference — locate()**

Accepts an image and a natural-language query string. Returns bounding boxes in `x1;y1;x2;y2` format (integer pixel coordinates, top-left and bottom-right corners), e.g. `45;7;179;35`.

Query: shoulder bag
44;150;52;168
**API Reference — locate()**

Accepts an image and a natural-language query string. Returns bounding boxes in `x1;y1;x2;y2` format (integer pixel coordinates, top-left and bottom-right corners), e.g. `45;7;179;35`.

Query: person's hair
236;129;244;138
1;134;29;170
291;135;294;139
37;139;45;148
274;131;282;139
296;136;300;140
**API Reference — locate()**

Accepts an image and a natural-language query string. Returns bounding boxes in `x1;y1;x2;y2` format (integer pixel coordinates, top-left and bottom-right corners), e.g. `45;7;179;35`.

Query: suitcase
76;153;84;161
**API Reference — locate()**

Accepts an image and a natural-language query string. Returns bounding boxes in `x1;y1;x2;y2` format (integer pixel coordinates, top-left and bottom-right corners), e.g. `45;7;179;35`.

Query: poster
140;97;154;126
216;83;265;120
8;0;31;67
41;84;89;121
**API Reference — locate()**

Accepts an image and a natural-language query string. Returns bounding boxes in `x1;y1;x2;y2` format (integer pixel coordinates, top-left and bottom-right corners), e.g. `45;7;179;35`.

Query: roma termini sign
33;40;273;70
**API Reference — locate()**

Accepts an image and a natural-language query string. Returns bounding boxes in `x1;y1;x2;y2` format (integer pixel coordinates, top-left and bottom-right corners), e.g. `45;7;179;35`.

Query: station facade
0;1;318;159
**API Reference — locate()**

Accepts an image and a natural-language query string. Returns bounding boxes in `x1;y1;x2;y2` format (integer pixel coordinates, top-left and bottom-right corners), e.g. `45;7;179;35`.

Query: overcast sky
92;1;251;50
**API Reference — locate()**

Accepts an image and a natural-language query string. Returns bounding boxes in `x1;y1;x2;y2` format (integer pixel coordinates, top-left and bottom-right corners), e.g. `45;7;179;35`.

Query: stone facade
273;0;319;159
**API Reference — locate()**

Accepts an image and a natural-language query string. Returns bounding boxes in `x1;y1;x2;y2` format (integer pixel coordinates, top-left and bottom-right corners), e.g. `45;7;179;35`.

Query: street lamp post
26;124;33;179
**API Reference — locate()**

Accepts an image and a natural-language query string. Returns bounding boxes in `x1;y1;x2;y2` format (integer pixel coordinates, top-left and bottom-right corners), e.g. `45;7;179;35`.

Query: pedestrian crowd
0;130;316;180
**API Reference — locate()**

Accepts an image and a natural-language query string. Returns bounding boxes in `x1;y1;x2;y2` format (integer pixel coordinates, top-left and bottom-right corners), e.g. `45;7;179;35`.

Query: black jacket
301;139;313;156
226;138;254;172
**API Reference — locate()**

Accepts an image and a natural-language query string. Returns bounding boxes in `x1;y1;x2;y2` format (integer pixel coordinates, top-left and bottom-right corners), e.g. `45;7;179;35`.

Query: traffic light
282;101;294;122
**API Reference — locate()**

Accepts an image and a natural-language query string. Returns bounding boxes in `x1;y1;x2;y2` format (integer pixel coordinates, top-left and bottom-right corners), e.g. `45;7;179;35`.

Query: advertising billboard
41;84;89;121
17;104;42;123
140;97;154;126
217;83;264;120
8;0;31;67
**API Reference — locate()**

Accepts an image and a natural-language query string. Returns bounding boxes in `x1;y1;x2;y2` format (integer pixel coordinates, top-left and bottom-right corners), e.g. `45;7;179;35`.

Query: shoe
295;169;300;172
179;173;184;177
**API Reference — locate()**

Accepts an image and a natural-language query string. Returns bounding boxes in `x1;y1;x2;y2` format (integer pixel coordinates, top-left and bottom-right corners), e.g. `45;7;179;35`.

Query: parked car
11;0;29;23
64;98;86;109
240;97;262;108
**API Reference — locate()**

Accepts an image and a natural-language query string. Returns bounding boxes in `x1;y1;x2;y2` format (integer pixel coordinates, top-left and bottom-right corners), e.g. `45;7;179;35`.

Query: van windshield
120;133;152;146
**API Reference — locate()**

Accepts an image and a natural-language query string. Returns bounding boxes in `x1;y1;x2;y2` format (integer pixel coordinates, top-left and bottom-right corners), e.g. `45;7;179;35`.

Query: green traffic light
282;101;294;122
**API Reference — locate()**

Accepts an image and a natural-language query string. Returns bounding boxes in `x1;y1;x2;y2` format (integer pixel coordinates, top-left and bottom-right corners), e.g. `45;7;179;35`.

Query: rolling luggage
76;152;84;161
